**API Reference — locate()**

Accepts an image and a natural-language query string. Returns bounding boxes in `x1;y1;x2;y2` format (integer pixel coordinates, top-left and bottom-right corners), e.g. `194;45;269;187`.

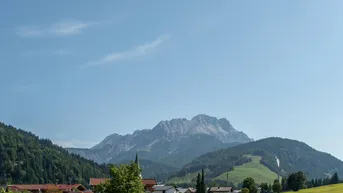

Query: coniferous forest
0;122;108;185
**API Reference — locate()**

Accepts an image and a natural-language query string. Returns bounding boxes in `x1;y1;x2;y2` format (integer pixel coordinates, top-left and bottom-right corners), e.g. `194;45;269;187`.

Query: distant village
3;178;237;193
1;155;239;193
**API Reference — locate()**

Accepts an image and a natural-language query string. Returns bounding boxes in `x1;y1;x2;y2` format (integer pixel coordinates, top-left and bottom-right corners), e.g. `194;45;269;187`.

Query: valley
1;115;343;192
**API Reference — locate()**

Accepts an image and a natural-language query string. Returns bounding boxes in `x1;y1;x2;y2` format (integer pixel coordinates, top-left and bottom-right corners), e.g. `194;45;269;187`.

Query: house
152;185;176;193
89;178;157;192
142;179;158;192
208;187;233;193
7;184;87;193
89;178;109;190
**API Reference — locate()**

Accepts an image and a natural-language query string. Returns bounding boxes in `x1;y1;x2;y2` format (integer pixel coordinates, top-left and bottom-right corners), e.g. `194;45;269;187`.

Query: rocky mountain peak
67;114;253;166
191;114;218;123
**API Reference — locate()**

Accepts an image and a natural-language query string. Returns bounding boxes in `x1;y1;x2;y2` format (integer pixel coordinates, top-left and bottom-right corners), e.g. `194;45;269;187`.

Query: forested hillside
0;122;108;185
169;137;343;184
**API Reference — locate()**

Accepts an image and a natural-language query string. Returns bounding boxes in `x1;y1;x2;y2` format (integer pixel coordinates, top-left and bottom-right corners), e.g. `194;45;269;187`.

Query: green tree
99;163;144;193
268;183;272;192
260;183;269;193
196;173;201;193
241;188;250;193
287;171;306;192
272;179;282;193
330;172;339;184
242;177;257;193
281;177;287;191
199;169;206;193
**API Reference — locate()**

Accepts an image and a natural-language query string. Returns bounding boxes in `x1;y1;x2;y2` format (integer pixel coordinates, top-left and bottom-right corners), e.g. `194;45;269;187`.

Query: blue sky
1;1;343;160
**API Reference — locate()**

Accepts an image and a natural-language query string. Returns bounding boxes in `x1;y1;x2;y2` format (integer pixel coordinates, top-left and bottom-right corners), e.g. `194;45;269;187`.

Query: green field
168;155;278;185
285;184;343;193
214;155;278;185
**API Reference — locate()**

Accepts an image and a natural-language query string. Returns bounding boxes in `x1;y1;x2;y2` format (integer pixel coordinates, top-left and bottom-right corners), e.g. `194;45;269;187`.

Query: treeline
260;171;341;192
0;122;108;185
306;172;340;188
170;170;341;193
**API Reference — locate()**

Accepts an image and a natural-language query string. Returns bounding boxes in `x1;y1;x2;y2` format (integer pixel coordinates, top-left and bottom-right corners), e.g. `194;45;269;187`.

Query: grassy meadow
285;183;343;193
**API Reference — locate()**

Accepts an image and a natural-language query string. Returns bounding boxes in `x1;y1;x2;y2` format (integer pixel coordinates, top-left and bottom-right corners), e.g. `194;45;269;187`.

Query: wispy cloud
16;20;97;38
84;34;172;67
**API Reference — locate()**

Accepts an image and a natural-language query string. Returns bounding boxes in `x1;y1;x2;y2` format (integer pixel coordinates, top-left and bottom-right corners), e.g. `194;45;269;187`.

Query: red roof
142;179;157;186
7;184;86;191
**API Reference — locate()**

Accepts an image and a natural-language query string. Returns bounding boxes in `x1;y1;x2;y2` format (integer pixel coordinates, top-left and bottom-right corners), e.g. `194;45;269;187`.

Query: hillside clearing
214;155;278;185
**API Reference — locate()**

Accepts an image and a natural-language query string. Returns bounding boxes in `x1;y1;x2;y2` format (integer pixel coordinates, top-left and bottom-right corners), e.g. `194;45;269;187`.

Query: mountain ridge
67;114;253;168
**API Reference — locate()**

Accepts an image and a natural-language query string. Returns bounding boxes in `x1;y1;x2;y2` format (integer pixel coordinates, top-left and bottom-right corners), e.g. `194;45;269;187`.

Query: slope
0;122;108;185
215;155;278;185
168;155;278;185
285;184;343;193
170;137;343;184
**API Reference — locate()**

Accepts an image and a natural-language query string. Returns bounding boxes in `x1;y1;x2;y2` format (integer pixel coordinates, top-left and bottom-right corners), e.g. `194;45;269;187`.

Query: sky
1;1;343;160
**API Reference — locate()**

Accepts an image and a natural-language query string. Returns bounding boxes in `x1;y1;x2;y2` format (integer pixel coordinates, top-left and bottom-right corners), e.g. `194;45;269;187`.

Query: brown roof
7;184;86;191
209;187;232;192
89;178;157;186
142;179;157;185
89;178;110;186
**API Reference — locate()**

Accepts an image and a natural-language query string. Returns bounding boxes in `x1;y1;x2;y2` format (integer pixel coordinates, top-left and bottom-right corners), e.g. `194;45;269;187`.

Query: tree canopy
242;177;257;193
97;163;144;193
272;179;282;193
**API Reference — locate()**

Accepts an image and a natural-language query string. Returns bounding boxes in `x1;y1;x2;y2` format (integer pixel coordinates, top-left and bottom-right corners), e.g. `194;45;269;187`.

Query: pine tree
200;169;206;193
268;183;272;192
281;177;287;191
134;152;142;178
330;172;339;184
196;173;201;193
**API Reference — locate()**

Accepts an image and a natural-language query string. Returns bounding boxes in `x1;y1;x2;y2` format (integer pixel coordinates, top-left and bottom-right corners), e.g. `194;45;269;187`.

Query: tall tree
330;172;339;184
272;179;282;193
99;163;144;193
196;173;201;193
242;177;257;193
200;169;206;193
268;183;272;192
281;177;287;191
134;152;142;178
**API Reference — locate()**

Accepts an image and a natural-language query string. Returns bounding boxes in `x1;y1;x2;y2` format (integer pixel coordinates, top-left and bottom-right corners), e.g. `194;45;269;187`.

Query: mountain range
67;114;253;168
2;114;343;186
